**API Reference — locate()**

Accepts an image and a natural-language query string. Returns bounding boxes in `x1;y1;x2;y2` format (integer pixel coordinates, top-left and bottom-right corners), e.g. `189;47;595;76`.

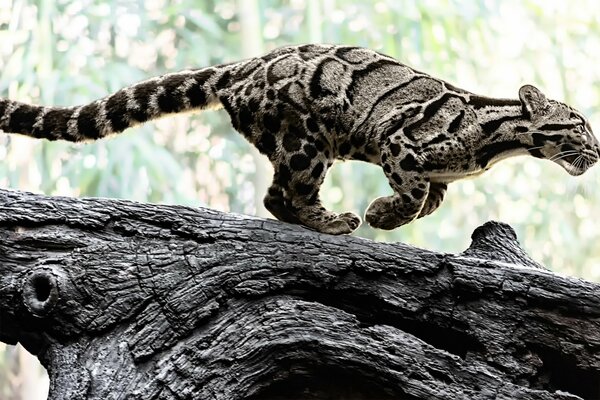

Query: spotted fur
1;44;598;234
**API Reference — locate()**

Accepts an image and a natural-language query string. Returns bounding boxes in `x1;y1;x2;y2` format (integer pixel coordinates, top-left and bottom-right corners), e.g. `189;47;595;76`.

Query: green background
1;1;599;397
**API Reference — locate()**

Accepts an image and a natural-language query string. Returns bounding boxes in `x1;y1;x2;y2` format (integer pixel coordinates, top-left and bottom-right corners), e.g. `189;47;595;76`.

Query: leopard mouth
559;151;598;176
562;154;578;164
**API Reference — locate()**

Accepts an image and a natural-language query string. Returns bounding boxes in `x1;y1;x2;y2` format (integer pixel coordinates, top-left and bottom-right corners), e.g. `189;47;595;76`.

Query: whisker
549;150;578;159
548;151;580;162
526;145;545;152
572;155;583;167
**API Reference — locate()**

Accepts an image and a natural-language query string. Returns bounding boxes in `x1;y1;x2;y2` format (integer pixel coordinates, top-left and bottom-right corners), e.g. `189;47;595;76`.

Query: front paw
339;212;361;231
317;212;361;235
365;196;412;230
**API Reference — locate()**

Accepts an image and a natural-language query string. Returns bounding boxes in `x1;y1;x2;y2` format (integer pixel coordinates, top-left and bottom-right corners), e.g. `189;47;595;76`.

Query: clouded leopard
1;44;598;234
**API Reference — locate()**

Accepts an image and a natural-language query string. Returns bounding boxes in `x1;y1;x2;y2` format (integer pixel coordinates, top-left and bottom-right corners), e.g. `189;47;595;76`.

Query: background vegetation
1;0;599;398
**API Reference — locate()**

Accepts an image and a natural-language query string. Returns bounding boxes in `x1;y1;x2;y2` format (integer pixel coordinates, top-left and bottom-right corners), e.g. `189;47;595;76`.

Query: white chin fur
560;159;586;176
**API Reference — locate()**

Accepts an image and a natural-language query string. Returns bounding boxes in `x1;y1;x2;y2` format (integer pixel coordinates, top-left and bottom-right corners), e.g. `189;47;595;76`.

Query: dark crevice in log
527;343;600;399
248;366;409;400
286;287;485;359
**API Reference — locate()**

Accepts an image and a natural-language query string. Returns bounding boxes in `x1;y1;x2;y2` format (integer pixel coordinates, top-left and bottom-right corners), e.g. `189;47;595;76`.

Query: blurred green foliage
1;0;599;283
2;1;600;398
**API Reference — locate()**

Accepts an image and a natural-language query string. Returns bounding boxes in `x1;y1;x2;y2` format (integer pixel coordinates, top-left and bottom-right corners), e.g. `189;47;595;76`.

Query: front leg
365;147;430;229
417;182;447;219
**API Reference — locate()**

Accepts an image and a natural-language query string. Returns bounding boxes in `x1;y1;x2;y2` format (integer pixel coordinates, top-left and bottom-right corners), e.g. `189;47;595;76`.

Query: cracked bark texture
0;188;599;400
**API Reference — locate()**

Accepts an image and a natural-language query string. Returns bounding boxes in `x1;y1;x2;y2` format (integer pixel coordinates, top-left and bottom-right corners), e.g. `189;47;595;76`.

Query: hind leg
268;159;361;235
263;170;301;224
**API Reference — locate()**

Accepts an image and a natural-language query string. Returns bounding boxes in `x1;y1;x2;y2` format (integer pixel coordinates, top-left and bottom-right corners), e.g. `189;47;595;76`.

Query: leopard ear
519;84;551;119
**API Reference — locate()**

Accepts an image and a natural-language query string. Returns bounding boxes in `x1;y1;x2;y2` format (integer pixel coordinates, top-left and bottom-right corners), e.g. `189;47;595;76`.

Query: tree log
0;188;598;400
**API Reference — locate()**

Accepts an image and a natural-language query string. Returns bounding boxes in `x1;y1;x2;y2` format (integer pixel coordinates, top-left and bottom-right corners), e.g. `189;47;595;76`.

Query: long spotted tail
0;66;227;142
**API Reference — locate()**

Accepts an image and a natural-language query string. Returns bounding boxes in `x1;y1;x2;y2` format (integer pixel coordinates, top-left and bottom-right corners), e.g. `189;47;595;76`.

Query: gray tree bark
0;188;598;400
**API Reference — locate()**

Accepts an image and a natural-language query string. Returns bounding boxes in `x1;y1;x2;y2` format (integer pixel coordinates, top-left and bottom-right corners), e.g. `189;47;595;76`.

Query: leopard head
520;84;599;176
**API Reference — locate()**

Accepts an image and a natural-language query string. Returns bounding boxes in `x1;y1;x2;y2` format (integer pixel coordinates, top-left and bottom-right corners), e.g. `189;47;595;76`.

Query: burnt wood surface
0;188;598;400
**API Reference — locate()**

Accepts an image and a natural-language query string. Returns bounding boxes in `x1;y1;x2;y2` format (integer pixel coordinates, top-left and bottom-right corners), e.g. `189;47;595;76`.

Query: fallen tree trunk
0;188;598;400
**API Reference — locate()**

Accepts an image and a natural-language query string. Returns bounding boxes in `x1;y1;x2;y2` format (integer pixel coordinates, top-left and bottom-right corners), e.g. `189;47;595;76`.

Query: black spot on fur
263;113;280;132
365;145;377;155
390;142;401;157
476;140;526;168
220;96;237;129
278;164;292;187
351;133;365;147
399;154;419;171
539;123;576;131
77;103;101;139
105;90;129;132
290;154;311;171
532;132;563;147
422;160;445;170
132;81;158;122
283;133;301;152
289;122;306;139
258;132;276;154
467;95;520;109
215;70;231;89
422;134;448;148
295;182;314;196
404;93;458;140
0;100;7;118
298;44;322;53
401;194;412;204
321;115;336;132
307;191;319;205
411;188;425;199
303;143;317;158
310;58;340;98
315;139;325;151
528;148;544;158
515;126;528;133
239;106;254;129
267;89;276;100
448;110;465;133
353;152;367;161
186;83;206;107
311;162;324;178
306;117;319;133
157;89;184;113
481;115;522;135
43;109;73;141
339;141;351;156
391;173;403;186
8;105;39;135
